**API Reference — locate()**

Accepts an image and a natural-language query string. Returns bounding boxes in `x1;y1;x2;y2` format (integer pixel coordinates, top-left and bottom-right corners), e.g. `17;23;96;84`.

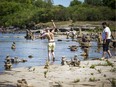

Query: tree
102;0;116;9
34;0;46;8
84;0;103;6
70;0;81;6
43;0;53;7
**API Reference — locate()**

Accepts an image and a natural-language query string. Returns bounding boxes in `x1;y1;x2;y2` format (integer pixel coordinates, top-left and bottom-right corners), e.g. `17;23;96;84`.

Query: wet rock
5;55;11;62
70;55;80;67
11;42;16;50
17;80;22;87
4;55;12;70
4;61;12;70
61;56;66;65
69;45;78;51
28;55;33;58
25;29;34;40
66;61;71;66
14;57;20;63
17;79;28;87
57;39;62;41
81;48;89;56
11;57;27;63
21;59;27;62
65;55;80;67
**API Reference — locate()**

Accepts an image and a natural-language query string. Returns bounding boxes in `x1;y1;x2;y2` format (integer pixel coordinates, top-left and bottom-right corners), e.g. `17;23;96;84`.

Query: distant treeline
0;0;115;27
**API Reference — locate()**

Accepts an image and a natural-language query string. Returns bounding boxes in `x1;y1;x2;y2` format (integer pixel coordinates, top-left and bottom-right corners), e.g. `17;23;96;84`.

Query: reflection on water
0;33;115;72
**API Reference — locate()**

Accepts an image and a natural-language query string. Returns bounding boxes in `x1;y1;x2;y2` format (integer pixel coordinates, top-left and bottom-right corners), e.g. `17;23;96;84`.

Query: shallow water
0;33;115;72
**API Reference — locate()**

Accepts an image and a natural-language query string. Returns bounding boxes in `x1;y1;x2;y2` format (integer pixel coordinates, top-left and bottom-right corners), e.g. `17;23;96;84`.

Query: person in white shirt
101;22;112;59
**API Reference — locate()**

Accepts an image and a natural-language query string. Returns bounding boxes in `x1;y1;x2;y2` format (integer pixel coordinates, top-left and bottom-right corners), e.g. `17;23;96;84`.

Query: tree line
0;0;115;27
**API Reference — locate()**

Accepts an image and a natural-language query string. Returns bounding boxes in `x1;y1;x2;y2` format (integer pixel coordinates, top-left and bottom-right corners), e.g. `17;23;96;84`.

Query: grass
90;65;95;69
89;77;96;82
90;60;114;69
91;73;94;75
106;60;114;67
108;78;116;87
110;68;116;72
97;69;101;73
44;70;48;78
73;79;80;83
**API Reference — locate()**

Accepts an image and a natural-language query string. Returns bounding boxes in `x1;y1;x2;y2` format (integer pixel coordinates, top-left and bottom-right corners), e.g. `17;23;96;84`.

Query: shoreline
0;56;116;87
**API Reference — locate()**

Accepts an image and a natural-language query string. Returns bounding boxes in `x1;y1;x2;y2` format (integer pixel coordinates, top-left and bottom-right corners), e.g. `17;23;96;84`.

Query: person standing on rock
101;22;112;59
40;20;56;61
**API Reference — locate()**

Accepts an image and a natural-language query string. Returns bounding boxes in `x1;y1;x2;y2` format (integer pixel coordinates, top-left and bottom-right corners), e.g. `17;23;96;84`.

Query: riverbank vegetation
0;0;115;28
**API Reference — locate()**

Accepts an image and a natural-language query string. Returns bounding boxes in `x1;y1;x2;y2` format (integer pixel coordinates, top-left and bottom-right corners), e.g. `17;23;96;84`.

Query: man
101;22;112;59
40;20;56;61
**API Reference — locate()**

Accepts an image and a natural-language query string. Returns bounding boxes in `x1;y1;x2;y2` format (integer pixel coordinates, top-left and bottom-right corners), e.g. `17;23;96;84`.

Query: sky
53;0;84;7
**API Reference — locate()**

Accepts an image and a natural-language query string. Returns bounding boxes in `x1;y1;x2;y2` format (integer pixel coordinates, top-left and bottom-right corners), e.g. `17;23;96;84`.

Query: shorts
103;39;111;51
48;42;55;51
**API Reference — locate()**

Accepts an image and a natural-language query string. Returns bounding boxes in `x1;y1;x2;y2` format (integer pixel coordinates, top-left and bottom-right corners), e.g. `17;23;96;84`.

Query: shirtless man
40;20;56;61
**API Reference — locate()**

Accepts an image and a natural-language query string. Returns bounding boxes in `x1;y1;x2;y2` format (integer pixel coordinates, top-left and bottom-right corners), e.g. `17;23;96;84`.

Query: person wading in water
40;20;56;62
101;22;112;59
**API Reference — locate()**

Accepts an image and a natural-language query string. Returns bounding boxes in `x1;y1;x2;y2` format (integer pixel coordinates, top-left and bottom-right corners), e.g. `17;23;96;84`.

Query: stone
61;56;66;65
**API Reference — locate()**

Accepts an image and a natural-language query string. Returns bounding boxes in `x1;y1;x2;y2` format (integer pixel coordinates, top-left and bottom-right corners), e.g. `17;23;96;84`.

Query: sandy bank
0;57;116;87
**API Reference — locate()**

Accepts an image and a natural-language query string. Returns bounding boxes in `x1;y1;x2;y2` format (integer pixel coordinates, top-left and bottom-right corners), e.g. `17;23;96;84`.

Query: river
0;33;115;72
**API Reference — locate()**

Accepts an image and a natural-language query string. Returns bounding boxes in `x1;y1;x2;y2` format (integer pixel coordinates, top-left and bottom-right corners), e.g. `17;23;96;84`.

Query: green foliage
90;65;95;69
97;69;101;73
110;68;116;72
91;73;94;75
89;77;96;82
70;0;82;6
106;60;114;67
0;1;21;16
84;0;103;6
108;78;116;87
102;0;116;9
0;0;115;27
73;78;80;83
84;0;116;9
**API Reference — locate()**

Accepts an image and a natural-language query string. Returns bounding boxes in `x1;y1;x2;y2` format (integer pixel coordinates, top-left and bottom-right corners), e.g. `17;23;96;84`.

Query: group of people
26;21;113;62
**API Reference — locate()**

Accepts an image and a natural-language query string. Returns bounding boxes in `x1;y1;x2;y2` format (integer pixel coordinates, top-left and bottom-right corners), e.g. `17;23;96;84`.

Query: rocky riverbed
0;57;116;87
